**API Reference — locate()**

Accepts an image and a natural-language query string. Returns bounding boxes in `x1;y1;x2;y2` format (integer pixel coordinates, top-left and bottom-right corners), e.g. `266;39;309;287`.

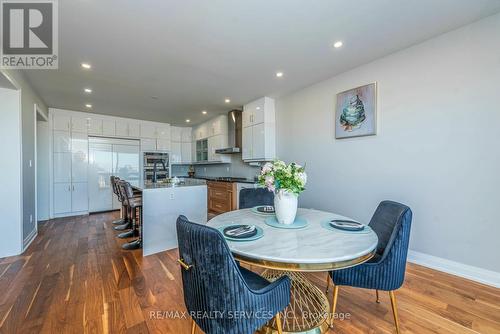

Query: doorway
35;104;50;222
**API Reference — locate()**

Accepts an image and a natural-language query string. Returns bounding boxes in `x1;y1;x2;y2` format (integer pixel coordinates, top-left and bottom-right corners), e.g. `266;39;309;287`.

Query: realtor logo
1;0;58;69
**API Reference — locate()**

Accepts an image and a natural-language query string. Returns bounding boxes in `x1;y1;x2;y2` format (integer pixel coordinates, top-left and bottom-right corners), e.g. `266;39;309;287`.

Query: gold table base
258;270;330;334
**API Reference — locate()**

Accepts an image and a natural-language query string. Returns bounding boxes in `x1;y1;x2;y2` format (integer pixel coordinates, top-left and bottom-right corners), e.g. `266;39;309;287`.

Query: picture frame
335;82;377;139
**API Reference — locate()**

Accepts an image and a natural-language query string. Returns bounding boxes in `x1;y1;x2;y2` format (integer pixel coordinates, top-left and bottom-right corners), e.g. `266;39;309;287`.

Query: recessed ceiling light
85;104;92;108
84;88;92;93
224;98;231;103
186;119;191;123
333;41;343;48
276;72;283;78
256;107;261;110
81;63;92;69
202;110;207;115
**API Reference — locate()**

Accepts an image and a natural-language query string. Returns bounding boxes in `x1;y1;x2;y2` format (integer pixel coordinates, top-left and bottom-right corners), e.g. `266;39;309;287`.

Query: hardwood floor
0;212;499;334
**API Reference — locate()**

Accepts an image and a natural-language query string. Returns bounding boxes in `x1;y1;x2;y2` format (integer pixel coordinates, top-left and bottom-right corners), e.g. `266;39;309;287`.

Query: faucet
152;159;167;183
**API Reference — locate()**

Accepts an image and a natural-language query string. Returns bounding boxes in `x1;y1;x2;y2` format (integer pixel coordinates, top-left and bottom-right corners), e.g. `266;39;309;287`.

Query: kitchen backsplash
171;154;261;180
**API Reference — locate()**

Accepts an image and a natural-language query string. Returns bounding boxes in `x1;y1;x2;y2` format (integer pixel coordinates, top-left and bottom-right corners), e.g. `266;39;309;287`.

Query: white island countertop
133;178;206;191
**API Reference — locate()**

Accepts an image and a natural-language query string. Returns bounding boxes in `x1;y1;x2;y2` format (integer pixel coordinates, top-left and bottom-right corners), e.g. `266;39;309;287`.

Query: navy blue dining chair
327;201;412;333
176;215;291;334
239;188;274;209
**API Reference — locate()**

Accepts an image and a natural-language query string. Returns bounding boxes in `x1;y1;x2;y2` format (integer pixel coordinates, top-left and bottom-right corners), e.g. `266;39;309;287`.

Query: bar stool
115;180;138;239
120;181;143;250
110;176;128;225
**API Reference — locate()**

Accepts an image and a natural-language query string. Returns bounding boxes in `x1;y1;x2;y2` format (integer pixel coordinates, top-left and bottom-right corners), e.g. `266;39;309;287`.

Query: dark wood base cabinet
207;181;237;214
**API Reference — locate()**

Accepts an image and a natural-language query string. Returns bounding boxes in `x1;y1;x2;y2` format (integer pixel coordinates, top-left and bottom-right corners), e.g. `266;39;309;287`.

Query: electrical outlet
204;167;207;172
29;160;32;167
30;214;33;223
226;167;230;172
170;193;174;200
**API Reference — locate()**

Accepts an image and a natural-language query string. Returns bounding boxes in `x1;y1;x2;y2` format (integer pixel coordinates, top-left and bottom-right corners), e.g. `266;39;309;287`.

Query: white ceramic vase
274;190;298;225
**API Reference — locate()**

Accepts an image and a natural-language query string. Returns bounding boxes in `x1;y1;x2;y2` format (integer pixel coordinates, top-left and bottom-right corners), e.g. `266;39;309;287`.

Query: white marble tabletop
208;208;378;271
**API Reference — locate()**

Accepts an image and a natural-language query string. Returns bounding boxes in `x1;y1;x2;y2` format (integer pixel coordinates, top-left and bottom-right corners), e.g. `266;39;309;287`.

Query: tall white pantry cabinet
51;112;89;216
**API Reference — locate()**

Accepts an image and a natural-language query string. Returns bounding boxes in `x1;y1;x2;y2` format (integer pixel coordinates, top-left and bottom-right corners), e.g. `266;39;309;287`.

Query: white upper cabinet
181;142;192;163
115;119;140;137
170;141;182;163
115;120;129;137
208;134;230;163
209;115;228;136
193;123;208;141
181;128;192;142
140;122;157;139
157;124;171;140
71;116;88;133
102;119;116;136
128;122;140;137
53;114;71;131
156;138;170;151
87;117;102;135
243;97;268;127
242;97;276;161
171;126;182;142
140;138;156;152
241;126;252;160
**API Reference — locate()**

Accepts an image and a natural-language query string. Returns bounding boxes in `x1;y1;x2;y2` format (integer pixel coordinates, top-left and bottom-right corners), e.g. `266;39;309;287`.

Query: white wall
0;87;23;257
4;70;48;246
275;13;500;276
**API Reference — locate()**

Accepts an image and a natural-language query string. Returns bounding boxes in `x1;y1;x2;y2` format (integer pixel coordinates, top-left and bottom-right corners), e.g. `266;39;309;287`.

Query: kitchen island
133;178;207;256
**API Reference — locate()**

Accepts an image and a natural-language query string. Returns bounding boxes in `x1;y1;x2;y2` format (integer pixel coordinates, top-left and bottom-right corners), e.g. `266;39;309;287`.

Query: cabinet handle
68;185;71;191
72;185;75;191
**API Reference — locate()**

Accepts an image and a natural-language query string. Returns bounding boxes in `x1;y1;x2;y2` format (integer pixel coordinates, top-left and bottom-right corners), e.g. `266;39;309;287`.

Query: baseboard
408;250;500;288
22;229;37;252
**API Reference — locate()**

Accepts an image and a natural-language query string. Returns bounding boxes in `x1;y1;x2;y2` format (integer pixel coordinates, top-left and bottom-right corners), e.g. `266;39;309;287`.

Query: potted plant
258;160;307;225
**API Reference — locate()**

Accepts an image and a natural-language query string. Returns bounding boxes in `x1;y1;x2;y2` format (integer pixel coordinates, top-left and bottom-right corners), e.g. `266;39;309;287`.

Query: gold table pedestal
258;270;330;334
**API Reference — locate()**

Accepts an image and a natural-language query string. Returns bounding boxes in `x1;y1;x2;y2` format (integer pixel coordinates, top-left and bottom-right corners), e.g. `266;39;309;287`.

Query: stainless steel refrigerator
88;137;140;212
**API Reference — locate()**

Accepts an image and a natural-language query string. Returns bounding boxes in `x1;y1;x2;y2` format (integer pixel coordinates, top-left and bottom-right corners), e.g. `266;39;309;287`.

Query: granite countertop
177;176;258;184
134;178;207;190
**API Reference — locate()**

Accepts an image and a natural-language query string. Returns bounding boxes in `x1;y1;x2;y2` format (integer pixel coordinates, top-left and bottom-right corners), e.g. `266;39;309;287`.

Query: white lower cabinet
53;183;72;214
53;182;88;214
71;182;88;212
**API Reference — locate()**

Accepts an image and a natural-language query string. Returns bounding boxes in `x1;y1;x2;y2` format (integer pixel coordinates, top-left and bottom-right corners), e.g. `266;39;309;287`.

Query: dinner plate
251;206;276;216
217;225;264;242
320;220;373;234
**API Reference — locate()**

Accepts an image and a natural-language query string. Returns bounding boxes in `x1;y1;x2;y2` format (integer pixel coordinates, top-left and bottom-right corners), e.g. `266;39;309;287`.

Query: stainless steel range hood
216;109;242;154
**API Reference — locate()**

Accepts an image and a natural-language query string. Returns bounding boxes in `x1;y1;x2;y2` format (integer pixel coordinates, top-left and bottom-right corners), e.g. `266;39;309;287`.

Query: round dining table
209;208;379;334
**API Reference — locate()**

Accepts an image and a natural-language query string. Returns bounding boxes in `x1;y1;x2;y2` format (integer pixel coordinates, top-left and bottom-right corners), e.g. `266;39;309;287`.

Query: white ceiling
23;0;500;125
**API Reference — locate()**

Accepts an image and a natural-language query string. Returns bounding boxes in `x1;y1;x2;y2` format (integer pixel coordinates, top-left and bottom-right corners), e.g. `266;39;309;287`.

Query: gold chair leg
376;289;380;303
275;313;283;334
325;273;331;293
389;291;401;334
191;318;196;334
330;285;339;328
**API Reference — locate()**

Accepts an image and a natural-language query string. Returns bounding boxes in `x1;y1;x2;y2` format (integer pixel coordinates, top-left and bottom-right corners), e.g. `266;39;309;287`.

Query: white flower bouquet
258;160;307;195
